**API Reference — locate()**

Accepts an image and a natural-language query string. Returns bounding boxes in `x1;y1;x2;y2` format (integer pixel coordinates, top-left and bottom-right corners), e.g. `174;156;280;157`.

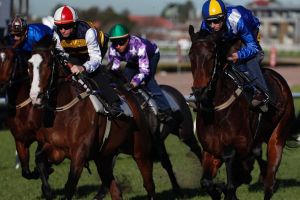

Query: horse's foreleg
201;152;223;200
96;156;122;200
64;152;86;200
223;148;238;200
133;129;156;199
35;144;54;200
15;141;39;179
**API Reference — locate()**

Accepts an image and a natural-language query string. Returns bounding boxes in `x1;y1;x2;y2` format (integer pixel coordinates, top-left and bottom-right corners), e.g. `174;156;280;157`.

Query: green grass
1;133;300;199
1;87;300;200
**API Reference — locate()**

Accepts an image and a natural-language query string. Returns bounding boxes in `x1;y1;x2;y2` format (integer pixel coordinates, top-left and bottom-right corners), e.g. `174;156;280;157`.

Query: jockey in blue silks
7;16;53;65
200;0;269;107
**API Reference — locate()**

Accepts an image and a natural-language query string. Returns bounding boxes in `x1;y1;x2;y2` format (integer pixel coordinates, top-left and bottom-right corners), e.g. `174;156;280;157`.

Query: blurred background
2;0;300;69
1;1;300;199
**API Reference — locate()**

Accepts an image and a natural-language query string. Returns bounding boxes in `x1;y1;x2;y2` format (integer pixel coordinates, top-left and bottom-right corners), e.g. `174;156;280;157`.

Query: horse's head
188;25;221;111
189;25;244;112
0;40;21;89
28;35;55;106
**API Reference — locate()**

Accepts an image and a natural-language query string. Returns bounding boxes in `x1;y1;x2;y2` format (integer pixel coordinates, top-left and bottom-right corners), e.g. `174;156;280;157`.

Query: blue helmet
202;0;226;20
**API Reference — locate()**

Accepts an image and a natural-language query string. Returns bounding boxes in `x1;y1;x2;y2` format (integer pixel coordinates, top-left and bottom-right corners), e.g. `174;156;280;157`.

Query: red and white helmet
53;5;78;25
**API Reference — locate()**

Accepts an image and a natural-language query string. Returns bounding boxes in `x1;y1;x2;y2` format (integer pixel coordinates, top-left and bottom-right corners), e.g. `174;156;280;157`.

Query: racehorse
125;83;202;196
28;36;156;200
0;40;46;180
188;25;295;200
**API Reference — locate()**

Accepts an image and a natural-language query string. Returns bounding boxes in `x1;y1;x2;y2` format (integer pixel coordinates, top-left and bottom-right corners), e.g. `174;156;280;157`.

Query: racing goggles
206;15;225;25
11;32;24;37
57;23;75;30
111;38;128;47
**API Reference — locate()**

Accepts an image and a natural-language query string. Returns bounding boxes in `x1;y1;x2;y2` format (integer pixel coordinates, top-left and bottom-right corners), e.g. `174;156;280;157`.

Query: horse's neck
54;79;80;104
214;71;237;104
8;73;31;104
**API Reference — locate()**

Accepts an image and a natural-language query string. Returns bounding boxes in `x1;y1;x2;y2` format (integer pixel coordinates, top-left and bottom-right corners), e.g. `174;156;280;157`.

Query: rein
192;39;244;112
46;91;89;112
214;88;242;111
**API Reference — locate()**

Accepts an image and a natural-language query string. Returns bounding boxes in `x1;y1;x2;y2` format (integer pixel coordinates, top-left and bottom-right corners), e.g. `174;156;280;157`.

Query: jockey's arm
235;20;261;61
130;46;150;88
82;28;102;73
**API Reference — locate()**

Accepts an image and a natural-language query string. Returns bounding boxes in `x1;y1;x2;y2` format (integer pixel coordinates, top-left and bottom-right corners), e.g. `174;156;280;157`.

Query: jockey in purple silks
108;23;174;123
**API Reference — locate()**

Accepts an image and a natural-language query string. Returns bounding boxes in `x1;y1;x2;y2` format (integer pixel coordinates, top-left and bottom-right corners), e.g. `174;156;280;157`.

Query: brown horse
0;41;47;180
28;36;156;200
188;25;295;200
126;83;202;197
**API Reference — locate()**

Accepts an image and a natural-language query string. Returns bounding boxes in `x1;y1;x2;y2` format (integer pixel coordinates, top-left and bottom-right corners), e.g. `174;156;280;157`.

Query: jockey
53;5;122;117
108;23;173;123
7;16;53;64
200;0;268;107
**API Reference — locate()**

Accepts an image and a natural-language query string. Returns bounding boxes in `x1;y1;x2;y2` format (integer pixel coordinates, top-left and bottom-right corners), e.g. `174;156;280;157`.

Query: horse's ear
188;25;197;43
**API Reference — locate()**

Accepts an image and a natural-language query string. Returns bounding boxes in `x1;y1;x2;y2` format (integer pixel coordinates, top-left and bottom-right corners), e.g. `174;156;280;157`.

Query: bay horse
188;25;295;200
125;83;202;196
28;36;157;200
0;40;47;180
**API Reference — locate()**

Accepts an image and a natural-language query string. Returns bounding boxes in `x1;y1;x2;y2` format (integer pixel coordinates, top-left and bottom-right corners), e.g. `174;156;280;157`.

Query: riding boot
251;89;268;107
108;100;123;118
233;63;269;108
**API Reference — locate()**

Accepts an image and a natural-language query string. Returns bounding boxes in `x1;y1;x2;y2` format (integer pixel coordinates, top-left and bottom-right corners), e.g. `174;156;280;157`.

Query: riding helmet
202;0;226;20
53;5;78;25
108;24;129;40
8;16;27;35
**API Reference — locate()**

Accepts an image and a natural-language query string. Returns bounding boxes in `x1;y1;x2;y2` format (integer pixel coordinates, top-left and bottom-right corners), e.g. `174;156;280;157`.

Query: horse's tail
160;84;202;161
286;111;300;148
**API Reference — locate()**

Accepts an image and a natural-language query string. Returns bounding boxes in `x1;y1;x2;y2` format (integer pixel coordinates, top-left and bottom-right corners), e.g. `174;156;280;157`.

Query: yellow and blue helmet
202;0;226;20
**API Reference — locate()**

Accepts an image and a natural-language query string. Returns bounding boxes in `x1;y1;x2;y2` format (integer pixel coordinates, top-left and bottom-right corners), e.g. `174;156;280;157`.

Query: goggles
111;38;128;47
57;23;75;30
206;16;225;25
11;32;24;37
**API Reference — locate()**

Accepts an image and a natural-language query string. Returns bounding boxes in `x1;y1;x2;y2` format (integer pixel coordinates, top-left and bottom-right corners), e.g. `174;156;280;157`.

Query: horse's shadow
51;185;99;199
50;186;205;199
45;178;300;199
130;188;207;200
248;178;300;193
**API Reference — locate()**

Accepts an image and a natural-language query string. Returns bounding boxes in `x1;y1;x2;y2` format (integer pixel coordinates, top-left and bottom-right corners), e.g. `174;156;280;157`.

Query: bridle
0;48;30;92
190;39;219;112
190;38;243;112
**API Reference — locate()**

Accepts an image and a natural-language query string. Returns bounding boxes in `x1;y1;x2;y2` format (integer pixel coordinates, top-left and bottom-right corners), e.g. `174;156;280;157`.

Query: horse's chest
197;120;252;156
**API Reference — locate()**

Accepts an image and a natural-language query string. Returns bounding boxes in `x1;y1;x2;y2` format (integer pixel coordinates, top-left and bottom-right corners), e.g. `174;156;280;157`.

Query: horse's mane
32;35;54;51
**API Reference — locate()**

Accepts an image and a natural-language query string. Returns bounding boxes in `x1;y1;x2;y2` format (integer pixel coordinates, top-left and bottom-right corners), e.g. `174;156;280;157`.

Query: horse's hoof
93;185;108;200
22;170;39;180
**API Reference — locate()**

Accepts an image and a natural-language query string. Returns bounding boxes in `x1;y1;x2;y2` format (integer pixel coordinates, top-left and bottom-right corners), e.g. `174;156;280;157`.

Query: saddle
73;75;132;117
225;66;270;112
131;86;180;119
